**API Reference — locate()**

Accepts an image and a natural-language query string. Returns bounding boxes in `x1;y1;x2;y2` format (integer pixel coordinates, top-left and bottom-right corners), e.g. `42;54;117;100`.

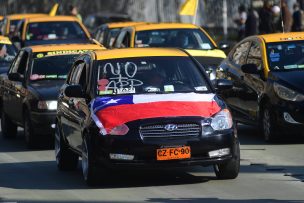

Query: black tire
55;122;78;171
214;140;240;179
24;111;39;149
1;110;17;138
261;104;278;142
82;134;100;186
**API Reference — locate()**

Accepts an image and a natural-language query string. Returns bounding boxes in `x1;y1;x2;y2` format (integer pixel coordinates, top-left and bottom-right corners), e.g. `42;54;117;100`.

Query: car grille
139;123;201;139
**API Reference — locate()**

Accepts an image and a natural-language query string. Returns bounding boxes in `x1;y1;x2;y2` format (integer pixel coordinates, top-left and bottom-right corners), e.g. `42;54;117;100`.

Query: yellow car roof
26;16;80;23
0;36;12;44
0;16;3;21
30;43;105;53
6;13;48;20
133;23;198;31
107;21;146;29
259;32;304;43
94;48;187;60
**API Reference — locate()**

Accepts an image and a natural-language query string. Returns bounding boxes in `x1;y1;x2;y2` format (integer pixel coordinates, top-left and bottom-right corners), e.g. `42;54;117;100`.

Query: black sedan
218;33;304;142
55;48;240;186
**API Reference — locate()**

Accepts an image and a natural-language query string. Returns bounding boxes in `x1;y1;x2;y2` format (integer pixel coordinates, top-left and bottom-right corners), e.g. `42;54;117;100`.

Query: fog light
208;148;230;158
109;153;134;160
283;112;300;124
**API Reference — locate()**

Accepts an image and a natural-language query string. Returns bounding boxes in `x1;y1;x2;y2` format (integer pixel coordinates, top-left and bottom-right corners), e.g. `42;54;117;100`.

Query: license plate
156;146;191;161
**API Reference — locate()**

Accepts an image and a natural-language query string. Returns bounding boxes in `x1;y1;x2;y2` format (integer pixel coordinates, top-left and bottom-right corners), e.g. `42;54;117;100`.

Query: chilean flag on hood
91;93;221;135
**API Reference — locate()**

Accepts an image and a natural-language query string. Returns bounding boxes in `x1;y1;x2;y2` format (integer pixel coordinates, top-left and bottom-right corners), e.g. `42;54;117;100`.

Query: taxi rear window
135;29;215;50
96;56;210;96
26;21;87;41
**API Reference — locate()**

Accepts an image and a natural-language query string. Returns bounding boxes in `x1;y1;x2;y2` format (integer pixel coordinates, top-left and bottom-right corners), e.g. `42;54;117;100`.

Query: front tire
214;140;240;179
55;122;78;171
24;111;38;149
82;134;100;186
1;111;17;138
261;104;278;142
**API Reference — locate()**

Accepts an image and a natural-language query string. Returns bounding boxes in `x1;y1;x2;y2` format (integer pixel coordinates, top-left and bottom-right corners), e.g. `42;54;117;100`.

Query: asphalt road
0;125;304;203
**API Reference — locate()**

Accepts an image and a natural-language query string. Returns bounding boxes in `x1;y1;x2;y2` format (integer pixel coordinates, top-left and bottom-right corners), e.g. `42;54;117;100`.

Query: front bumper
93;130;238;169
31;111;56;135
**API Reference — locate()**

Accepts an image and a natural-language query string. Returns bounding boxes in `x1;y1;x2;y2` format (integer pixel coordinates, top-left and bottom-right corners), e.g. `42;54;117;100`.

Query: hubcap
263;110;271;140
82;140;89;180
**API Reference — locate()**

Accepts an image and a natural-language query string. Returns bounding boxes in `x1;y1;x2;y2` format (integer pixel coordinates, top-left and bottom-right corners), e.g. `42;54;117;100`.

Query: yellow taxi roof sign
0;36;12;45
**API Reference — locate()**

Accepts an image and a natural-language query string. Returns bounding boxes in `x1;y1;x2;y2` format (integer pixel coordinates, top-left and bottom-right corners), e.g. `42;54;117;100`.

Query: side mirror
8;73;22;82
216;79;233;90
64;85;84;98
241;63;260;74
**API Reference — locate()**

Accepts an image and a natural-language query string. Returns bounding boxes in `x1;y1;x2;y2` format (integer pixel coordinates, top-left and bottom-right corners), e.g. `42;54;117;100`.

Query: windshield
30;54;77;81
267;41;304;71
135;29;215;50
0;43;17;66
26;21;88;41
96;56;210;96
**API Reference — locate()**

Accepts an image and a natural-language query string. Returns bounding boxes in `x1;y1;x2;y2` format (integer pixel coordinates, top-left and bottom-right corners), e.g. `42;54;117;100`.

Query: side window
121;32;130;48
114;30;126;48
247;41;262;69
17;51;28;76
69;63;85;85
232;41;251;66
10;51;28;76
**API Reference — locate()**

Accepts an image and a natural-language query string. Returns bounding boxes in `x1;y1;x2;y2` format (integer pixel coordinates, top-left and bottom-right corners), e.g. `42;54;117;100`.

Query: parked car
0;43;105;148
218;32;304;142
0;36;17;74
94;22;145;48
84;12;132;33
55;47;240;186
10;16;98;48
112;23;227;80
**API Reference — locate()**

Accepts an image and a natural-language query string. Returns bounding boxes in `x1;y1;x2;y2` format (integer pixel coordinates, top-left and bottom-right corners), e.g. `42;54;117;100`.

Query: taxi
94;22;145;48
219;32;304;142
0;13;47;36
0;36;17;74
55;48;239;185
11;16;94;48
113;23;226;79
0;43;105;148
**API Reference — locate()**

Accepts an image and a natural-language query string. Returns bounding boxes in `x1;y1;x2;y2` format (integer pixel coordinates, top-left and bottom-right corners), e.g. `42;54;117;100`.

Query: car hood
28;80;65;100
271;70;304;94
91;93;221;135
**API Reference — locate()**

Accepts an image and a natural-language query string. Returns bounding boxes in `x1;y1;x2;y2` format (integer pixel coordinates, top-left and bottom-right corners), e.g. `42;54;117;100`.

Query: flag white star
106;99;120;104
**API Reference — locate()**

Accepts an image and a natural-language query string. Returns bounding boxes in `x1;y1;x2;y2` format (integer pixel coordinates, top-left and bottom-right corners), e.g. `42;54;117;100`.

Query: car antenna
280;0;285;33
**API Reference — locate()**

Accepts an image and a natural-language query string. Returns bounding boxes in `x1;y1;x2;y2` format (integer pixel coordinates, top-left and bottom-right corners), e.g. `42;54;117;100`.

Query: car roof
29;43;105;53
0;36;12;44
26;16;80;23
107;21;146;29
259;32;304;43
6;13;48;20
93;48;188;60
131;23;199;31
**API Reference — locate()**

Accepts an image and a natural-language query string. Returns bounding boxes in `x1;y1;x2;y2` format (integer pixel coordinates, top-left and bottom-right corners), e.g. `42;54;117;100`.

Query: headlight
38;100;57;110
273;82;304;101
210;109;233;131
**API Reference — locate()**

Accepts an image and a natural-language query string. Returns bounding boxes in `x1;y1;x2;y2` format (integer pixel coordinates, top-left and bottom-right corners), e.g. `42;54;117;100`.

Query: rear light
109;124;129;135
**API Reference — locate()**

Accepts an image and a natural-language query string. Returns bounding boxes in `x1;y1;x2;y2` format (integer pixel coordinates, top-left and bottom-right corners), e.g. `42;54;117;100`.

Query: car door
61;61;86;151
220;40;254;123
5;50;29;123
241;40;265;122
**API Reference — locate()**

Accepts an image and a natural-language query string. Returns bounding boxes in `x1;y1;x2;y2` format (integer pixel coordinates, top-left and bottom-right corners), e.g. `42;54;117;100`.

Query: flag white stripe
133;93;216;104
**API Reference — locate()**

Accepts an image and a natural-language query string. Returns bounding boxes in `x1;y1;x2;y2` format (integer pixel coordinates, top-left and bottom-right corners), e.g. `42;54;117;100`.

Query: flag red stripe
96;101;221;133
